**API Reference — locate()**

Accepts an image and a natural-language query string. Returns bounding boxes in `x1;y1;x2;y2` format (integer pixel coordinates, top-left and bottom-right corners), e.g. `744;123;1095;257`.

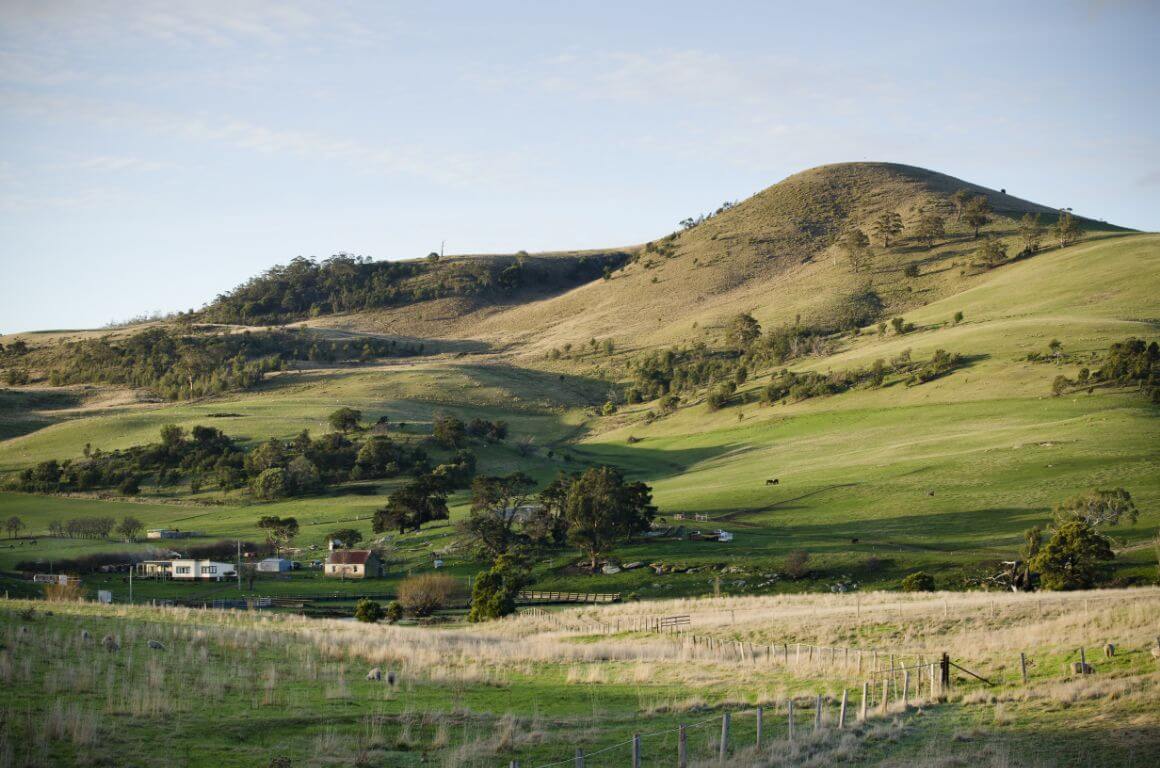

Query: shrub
397;573;459;617
43;581;88;602
384;601;404;623
784;549;810;579
900;571;936;592
354;598;384;623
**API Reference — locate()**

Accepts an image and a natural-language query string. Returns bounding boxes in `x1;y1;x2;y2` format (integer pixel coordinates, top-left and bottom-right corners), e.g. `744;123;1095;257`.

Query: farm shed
256;557;293;573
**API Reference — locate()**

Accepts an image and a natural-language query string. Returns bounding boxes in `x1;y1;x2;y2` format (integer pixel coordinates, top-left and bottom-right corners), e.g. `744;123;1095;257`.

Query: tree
563;466;656;571
900;571;935;592
913;214;945;248
725;313;762;350
328;407;362;433
432;413;467;449
870;212;903;247
891;317;906;335
784;549;810;579
286;455;321;494
159;424;185;448
461;473;537;556
354;598;384;623
117;516;144;542
5;516;24;539
328;528;363;547
962;196;992;238
397;573;458;617
372;476;449;535
951;188;972;221
257;515;299;552
838;229;872;274
1018;213;1044;252
1053;488;1139;528
977;237;1008;267
903;262;920;278
469;553;531;622
251;467;290;500
1029;520;1113;590
1053;210;1082;248
119;475;141;496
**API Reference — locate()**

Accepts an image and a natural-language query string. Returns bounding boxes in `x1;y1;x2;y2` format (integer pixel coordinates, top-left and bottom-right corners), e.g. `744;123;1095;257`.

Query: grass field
0;235;1157;604
1;588;1157;767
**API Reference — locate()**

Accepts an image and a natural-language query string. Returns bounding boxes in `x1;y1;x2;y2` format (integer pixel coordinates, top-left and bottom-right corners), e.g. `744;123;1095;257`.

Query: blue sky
1;0;1157;332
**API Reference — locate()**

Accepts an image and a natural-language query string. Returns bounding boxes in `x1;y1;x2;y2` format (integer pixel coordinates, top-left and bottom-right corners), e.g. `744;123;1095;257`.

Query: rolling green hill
0;162;1155;602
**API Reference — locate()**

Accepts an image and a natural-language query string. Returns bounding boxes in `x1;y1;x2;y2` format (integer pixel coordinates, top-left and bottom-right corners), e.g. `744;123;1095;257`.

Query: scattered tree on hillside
725;313;762;350
1053;210;1083;248
784;549;810;579
461;473;537;556
913;213;945;248
5;516;24;539
976;237;1009;268
951;188;972;221
116;516;144;542
838;228;872;274
257;515;299;552
432;413;467;449
962;196;992;238
871;212;904;247
1018;213;1045;252
1053;488;1139;528
373;476;449;534
1029;519;1113;590
328;408;362;433
563;466;656;571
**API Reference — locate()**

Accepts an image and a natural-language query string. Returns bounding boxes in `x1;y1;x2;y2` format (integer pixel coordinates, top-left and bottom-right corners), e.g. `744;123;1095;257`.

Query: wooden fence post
756;706;764;751
678;724;687;768
509;762;519;768
1020;652;1028;684
860;682;868;721
880;680;889;714
903;671;910;708
839;689;848;728
574;747;584;768
719;713;730;763
787;700;795;741
632;734;640;768
814;694;823;730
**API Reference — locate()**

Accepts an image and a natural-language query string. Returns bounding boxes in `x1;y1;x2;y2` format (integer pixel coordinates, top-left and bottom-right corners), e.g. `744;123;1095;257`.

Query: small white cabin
170;559;236;581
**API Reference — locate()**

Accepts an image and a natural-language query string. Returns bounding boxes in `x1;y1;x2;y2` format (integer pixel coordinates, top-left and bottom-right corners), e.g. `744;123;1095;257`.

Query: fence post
678;724;687;768
839;689;848;728
756;706;764;751
719;713;730;763
1020;652;1028;684
860;681;868;721
903;671;910;708
509;762;519;768
814;694;823;730
787;700;795;741
929;663;936;700
632;734;640;768
880;680;888;714
574;748;584;768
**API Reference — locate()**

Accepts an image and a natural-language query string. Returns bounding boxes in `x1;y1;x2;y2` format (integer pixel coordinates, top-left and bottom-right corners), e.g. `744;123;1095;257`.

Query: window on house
205;566;217;574
176;566;191;574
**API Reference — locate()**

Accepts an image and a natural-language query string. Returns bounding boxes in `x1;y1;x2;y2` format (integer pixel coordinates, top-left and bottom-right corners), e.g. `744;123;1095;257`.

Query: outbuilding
256;557;293;573
324;550;382;579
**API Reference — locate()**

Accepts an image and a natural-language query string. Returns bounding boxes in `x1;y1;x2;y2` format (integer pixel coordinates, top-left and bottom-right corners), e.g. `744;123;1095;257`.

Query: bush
900;571;936;592
43;581;88;602
384;601;404;623
784;549;810;579
397;573;459;617
354;598;384;623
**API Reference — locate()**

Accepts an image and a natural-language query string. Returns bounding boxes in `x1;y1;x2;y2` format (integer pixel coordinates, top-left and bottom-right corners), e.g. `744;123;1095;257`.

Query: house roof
327;549;374;565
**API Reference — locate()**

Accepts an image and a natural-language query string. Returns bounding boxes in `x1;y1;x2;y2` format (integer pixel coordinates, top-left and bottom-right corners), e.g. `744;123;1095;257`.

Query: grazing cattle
850;538;860;544
147;640;166;651
366;667;382;681
101;635;119;653
387;671;397;686
765;478;780;486
1104;643;1115;658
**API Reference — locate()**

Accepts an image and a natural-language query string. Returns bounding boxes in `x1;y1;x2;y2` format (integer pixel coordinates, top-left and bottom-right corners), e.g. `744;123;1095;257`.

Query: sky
1;0;1158;332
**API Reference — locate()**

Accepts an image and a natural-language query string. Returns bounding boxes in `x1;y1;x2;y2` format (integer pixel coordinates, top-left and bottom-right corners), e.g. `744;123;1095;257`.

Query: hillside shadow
0;389;87;441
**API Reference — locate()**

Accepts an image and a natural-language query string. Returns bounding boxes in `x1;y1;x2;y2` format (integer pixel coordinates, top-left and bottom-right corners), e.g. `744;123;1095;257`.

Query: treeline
12;327;423;400
757;348;963;406
1050;338;1159;402
199;252;629;325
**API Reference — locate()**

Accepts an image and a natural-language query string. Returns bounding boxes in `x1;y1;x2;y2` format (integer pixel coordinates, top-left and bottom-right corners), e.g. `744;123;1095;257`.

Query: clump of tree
1045;338;1157;402
1017;213;1045;254
760;348;963;404
562;466;657;572
871;212;904;247
257;516;299;553
1029;520;1114;590
900;571;936;592
913;214;945;248
974;237;1009;269
468;553;531;622
1054;488;1138;528
784;550;810;579
22;326;423;401
372;476;450;534
5;515;25;539
1053;211;1082;248
838;229;872;274
962;196;992;238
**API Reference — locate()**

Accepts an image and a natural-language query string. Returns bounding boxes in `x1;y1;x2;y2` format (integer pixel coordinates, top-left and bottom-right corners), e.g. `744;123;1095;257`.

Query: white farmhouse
169;559;236;581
